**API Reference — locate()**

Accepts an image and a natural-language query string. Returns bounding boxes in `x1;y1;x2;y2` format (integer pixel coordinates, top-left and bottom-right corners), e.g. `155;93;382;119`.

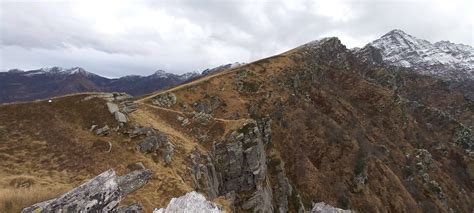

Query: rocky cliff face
142;35;473;212
190;121;274;212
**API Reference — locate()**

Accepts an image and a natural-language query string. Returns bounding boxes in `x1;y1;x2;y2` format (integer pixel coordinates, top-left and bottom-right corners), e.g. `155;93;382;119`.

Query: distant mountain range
2;29;472;104
0;64;242;103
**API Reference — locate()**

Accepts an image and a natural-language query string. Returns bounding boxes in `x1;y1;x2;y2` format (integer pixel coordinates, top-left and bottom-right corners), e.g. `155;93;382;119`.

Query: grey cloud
1;0;472;76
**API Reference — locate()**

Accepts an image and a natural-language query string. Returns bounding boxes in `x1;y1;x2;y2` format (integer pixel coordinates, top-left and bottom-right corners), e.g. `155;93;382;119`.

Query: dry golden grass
0;186;69;213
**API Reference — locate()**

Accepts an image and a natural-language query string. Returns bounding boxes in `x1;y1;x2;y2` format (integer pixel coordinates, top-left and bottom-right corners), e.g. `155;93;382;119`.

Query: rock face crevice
22;169;153;213
191;121;274;212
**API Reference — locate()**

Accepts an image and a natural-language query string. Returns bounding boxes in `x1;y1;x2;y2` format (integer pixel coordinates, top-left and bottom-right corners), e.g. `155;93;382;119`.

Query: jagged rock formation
86;92;139;125
22;169;152;213
152;92;177;108
152;191;222;213
190;121;274;212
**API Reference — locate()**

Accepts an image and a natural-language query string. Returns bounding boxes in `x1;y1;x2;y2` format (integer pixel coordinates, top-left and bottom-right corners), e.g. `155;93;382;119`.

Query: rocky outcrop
86;92;138;125
152;92;177;108
22;169;152;213
191;121;273;212
405;100;474;155
120;101;139;114
177;115;190;127
107;102;120;114
127;162;146;171
234;70;262;94
192;95;223;114
114;111;128;123
256;117;272;145
84;92;132;102
95;125;110;136
115;203;144;213
125;126;155;138
192;111;213;125
311;202;353;213
190;149;220;199
152;191;222;213
137;130;174;165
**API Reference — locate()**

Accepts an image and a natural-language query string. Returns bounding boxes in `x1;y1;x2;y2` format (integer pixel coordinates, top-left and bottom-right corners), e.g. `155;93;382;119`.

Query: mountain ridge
1;30;473;212
358;29;474;81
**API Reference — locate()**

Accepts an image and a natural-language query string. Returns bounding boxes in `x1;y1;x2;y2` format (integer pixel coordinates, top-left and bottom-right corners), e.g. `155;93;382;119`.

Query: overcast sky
0;0;472;77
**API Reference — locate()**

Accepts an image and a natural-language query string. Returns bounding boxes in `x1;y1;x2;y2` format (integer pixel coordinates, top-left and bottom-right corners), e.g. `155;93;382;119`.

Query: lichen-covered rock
107;102;120;114
95;125;110;136
125;126;155;138
177;115;190;126
136;131;174;165
277;171;292;212
22;169;152;213
90;124;98;132
127;162;146;171
193;111;213;125
412;149;438;175
137;132;168;153
241;179;273;212
120;101;139;114
192;96;223;114
311;202;353;213
100;94;137;124
191;121;273;212
114;203;144;213
256;117;272;145
152;191;222;213
84;92;132;102
152;93;177;108
115;111;128;123
117;169;154;196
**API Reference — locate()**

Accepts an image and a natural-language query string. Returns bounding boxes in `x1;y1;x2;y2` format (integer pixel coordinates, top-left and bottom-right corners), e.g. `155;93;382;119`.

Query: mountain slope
357;29;474;81
1;33;473;212
140;37;472;212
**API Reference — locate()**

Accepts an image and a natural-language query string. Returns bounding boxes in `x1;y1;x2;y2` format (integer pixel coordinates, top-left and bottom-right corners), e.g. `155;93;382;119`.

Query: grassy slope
0;43;472;212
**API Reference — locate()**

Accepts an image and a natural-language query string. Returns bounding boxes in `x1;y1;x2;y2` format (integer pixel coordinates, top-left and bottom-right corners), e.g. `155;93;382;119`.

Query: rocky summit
0;29;473;213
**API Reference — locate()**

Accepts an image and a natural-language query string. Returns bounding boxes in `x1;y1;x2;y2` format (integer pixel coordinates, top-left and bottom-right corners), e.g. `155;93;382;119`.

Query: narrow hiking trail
129;105;197;153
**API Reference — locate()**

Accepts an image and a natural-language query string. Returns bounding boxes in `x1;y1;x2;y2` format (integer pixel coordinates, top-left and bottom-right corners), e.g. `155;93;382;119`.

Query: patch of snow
22;67;96;77
178;72;200;81
23;71;47;76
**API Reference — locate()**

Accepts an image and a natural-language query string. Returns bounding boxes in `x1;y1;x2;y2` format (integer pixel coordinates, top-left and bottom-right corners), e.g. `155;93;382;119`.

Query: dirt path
129;106;197;153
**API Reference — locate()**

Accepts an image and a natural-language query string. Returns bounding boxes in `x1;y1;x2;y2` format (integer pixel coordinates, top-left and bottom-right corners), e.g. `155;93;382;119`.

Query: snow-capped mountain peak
21;66;97;77
177;72;200;81
150;70;171;78
364;29;474;81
